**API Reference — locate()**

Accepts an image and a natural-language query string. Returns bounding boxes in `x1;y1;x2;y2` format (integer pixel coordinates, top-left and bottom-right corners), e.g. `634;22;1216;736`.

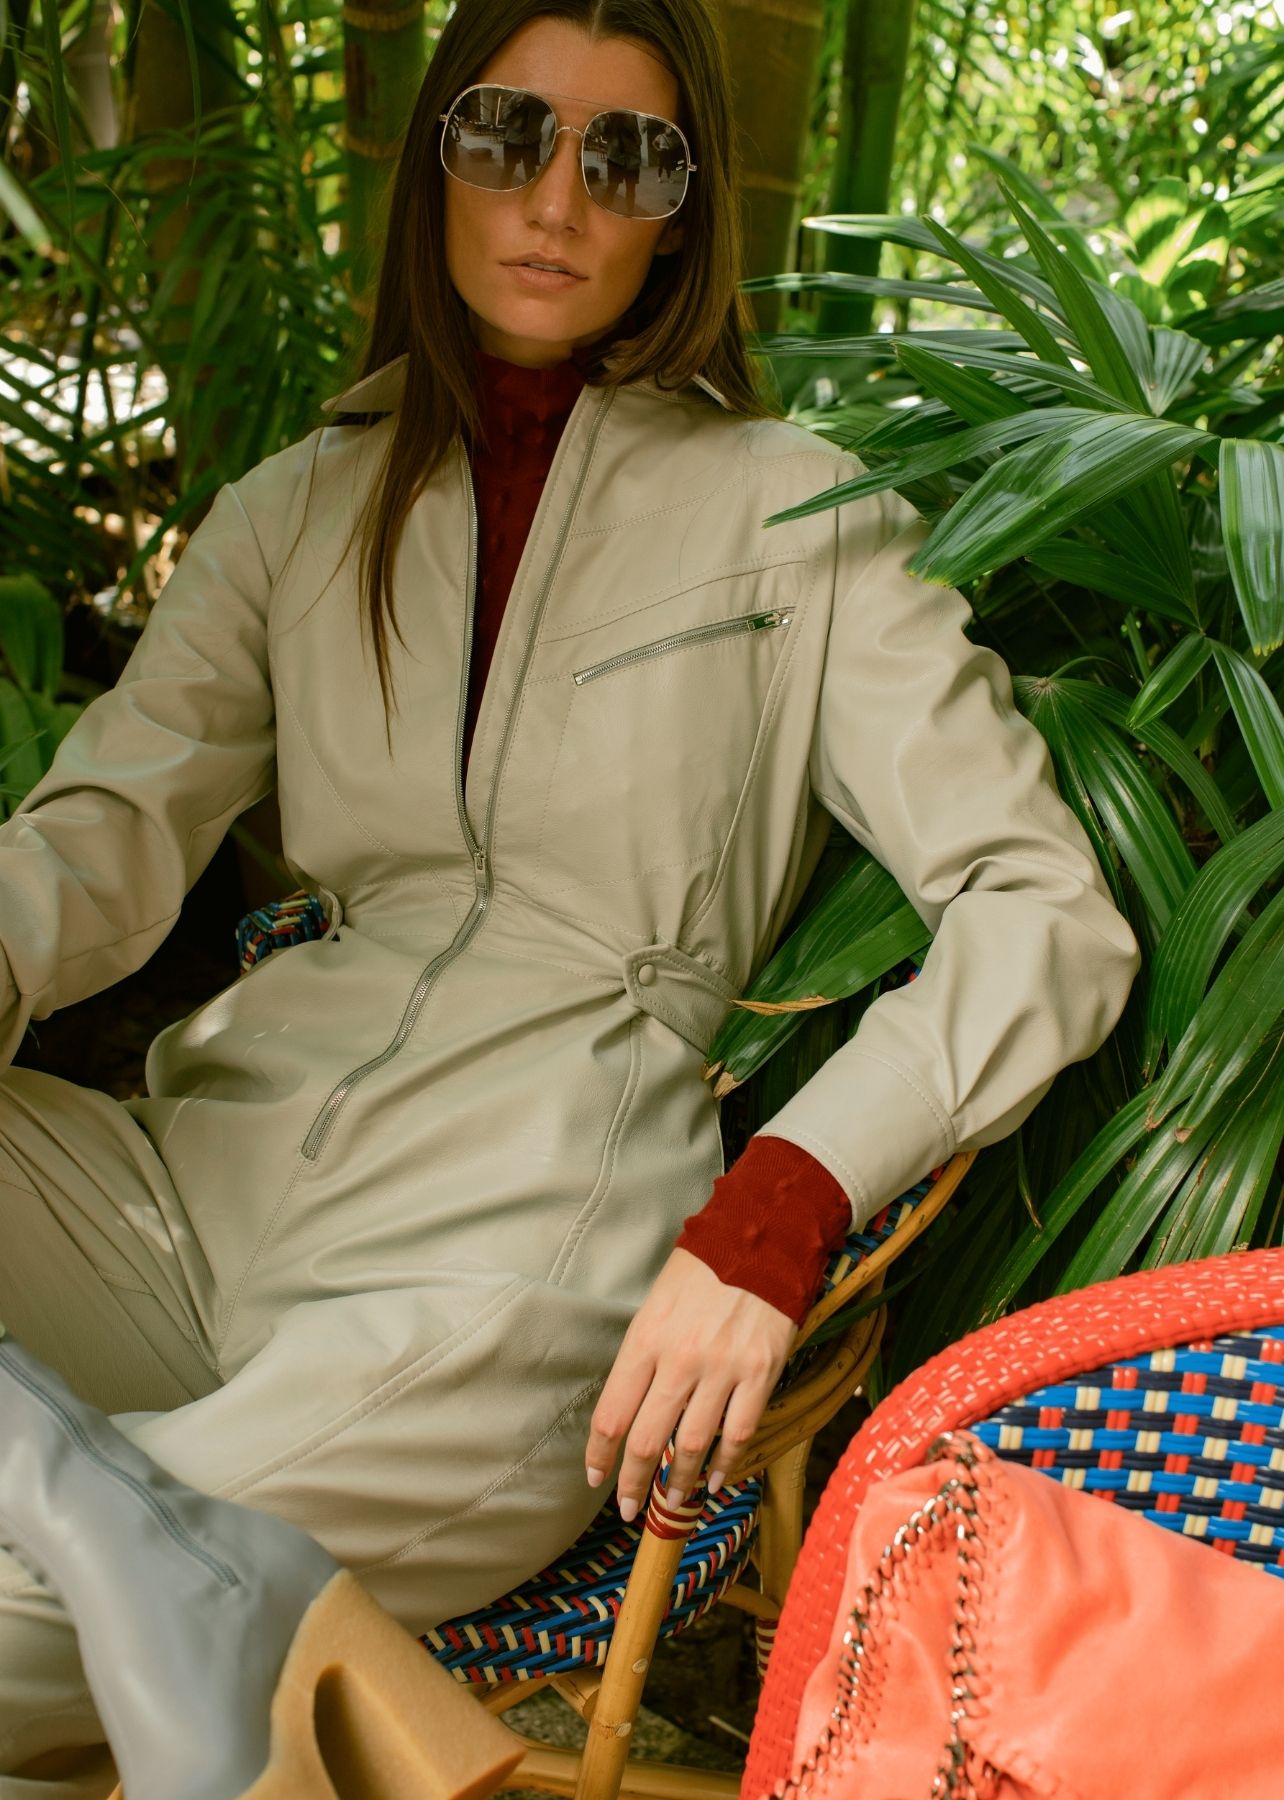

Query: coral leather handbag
772;1431;1284;1800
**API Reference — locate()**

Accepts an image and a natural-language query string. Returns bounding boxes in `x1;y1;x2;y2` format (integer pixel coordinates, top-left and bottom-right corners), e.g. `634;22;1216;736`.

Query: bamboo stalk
342;0;428;309
816;0;917;337
716;0;827;332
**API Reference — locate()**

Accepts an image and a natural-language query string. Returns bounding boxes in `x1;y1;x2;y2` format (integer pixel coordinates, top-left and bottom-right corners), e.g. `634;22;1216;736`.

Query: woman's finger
707;1369;779;1490
611;1374;696;1521
661;1378;736;1507
584;1338;656;1501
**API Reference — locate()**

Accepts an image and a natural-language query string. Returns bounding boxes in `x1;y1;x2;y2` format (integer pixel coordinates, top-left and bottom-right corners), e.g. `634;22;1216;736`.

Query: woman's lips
505;263;586;291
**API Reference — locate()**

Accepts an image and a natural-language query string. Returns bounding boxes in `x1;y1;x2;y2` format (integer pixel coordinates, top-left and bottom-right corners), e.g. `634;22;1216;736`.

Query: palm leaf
1142;809;1284;1073
1025;540;1195;626
977;1090;1154;1322
1143;883;1284;1133
703;852;928;1093
905;415;1210;590
1220;439;1284;656
1209;641;1284;808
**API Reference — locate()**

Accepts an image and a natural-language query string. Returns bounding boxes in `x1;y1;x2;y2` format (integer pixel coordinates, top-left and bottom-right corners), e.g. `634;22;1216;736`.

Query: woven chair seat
421;1476;763;1685
973;1326;1284;1573
421;1181;937;1686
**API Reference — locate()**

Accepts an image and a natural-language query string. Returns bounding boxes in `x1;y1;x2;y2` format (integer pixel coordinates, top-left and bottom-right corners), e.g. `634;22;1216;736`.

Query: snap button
636;962;657;987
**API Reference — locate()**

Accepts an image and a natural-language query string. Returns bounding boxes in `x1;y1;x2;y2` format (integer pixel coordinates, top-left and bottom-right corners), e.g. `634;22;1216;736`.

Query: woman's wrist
673;1134;853;1327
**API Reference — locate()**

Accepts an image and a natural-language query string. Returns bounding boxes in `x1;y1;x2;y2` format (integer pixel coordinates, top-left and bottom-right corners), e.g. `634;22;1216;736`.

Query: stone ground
12;832;871;1777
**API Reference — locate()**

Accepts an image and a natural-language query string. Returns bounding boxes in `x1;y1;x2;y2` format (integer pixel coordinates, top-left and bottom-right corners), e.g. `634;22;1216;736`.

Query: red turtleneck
464;335;852;1326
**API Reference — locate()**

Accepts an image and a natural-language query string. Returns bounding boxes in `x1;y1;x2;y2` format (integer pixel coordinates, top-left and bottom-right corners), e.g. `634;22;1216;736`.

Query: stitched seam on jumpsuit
535;850;717;897
565;459;749;540
542;552;806;637
566;446;842;541
359;1375;604;1573
845;1046;957;1149
346;869;466;927
216;1274;529;1499
274;684;404;858
532;682;576;873
685;546;816;937
466;943;621;988
626;949;736;1049
510;890;651;948
642;943;737;996
214;1151;310;1360
19;908;180;996
548;1010;643;1287
485;398;613;870
771;1125;869;1216
226;481;273;586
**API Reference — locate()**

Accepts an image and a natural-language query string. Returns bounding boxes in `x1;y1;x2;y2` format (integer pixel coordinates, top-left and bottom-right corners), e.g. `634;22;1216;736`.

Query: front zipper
570;606;794;686
0;1339;238;1588
300;390;614;1163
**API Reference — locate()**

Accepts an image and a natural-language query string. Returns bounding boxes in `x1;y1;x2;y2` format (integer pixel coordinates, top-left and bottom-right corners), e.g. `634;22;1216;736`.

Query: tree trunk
1;0;33;159
126;0;244;495
63;0;118;153
342;0;427;315
815;0;915;337
717;0;827;334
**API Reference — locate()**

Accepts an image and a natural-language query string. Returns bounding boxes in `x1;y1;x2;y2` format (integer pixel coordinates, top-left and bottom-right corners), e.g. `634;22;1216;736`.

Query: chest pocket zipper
570;606;794;686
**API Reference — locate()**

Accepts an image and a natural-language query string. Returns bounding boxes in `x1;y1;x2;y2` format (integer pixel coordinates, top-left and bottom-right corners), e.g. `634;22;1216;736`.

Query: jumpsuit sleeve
0;478;277;1068
757;484;1142;1231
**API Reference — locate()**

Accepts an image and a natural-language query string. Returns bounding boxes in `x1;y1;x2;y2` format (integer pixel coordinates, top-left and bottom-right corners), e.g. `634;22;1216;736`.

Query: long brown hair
333;0;779;726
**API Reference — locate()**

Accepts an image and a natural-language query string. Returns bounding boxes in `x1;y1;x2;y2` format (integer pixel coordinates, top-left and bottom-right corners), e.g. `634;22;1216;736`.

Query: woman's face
442;17;686;368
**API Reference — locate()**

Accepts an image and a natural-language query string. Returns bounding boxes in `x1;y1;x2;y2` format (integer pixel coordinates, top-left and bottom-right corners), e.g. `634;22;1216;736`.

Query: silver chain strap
771;1431;999;1800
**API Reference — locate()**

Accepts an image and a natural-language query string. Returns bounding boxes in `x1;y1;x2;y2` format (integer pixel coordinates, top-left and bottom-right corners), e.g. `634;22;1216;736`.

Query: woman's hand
585;1247;797;1520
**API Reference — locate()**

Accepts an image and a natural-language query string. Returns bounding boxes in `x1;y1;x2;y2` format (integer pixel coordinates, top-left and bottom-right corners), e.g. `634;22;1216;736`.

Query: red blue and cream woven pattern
744;1249;1284;1798
972;1328;1284;1573
420;1472;763;1683
816;1179;933;1300
235;889;329;975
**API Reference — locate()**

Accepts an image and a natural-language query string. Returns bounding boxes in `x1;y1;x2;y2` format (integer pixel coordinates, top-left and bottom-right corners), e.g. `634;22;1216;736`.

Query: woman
0;0;1139;1784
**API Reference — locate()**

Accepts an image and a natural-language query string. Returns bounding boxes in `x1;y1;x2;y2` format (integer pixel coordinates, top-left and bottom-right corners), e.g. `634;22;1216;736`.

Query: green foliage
0;0;439;614
720;169;1284;1370
0;576;86;814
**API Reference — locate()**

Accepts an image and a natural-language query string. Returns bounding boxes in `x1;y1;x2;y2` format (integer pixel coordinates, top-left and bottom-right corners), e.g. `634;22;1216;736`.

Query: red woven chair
743;1247;1284;1799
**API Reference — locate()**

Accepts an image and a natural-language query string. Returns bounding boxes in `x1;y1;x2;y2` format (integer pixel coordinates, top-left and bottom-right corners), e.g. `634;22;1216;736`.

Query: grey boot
0;1320;340;1800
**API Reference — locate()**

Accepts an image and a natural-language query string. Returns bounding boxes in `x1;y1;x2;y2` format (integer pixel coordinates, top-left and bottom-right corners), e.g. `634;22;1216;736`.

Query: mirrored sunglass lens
442;86;556;190
582;112;688;218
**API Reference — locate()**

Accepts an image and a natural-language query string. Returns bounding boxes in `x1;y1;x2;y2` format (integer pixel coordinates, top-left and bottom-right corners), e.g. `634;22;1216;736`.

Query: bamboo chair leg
752;1436;811;1680
572;1489;700;1800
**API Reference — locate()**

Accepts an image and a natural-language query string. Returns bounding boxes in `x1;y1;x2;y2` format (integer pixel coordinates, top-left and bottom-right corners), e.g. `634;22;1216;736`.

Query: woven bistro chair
234;892;970;1799
742;1245;1284;1800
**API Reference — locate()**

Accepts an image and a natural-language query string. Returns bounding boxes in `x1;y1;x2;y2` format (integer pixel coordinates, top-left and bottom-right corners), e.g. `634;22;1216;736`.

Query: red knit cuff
674;1134;853;1327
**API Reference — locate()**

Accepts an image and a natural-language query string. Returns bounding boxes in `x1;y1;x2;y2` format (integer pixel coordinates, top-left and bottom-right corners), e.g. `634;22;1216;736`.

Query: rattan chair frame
470;1152;973;1800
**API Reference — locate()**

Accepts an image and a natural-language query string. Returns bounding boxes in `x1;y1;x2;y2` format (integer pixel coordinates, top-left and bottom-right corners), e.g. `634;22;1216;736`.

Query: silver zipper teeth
300;392;614;1163
0;1342;238;1588
571;607;794;685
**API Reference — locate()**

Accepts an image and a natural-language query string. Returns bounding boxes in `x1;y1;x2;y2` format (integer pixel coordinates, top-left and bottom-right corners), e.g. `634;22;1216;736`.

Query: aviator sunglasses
438;83;697;221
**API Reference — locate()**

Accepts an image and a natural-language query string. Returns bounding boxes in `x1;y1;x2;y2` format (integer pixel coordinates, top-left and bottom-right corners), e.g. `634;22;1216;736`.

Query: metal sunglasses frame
437;82;698;220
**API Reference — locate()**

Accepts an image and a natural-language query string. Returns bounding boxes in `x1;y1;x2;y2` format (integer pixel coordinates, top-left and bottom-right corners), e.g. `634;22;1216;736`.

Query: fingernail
586;1466;605;1488
708;1469;725;1494
619;1494;639;1523
668;1486;685;1508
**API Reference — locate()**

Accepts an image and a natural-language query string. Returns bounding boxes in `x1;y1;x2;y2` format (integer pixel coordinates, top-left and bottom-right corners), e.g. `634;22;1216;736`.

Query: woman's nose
525;127;587;224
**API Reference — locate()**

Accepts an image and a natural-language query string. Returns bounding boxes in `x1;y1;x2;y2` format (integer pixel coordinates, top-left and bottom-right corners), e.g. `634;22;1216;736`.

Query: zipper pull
473;847;487;881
